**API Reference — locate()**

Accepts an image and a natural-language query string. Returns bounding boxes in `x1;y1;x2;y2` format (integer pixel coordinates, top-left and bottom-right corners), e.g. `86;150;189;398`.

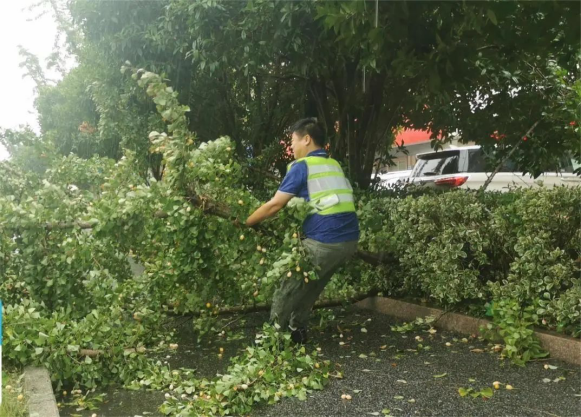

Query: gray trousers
270;238;358;330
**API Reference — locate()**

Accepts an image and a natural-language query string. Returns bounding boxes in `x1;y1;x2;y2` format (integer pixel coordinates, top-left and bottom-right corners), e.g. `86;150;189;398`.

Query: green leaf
433;373;447;378
297;390;307;401
487;9;498;25
428;71;441;92
480;387;494;398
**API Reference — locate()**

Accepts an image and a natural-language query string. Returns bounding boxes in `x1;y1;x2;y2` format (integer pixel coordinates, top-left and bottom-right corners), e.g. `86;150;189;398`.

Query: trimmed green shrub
358;186;581;337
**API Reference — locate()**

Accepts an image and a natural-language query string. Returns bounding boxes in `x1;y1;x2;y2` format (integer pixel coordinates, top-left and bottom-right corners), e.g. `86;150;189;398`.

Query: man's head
289;118;326;160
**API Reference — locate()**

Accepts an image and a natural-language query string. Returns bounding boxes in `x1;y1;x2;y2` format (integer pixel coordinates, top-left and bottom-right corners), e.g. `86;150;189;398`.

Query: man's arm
245;191;294;227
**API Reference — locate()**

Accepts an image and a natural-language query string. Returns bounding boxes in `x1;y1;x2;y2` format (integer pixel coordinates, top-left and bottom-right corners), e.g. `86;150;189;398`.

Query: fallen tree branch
44;219;99;231
79;347;145;357
9;189;395;266
79;291;377;356
168;290;377;317
185;187;235;219
355;249;397;266
30;194;228;231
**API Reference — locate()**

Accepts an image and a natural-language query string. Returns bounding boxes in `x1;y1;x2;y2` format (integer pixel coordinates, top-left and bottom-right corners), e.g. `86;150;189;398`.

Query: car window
467;149;515;172
468;148;575;173
467;149;486;172
413;151;459;176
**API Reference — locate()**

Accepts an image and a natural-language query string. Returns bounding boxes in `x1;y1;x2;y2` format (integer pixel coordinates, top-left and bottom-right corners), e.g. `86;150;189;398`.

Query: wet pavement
60;306;581;417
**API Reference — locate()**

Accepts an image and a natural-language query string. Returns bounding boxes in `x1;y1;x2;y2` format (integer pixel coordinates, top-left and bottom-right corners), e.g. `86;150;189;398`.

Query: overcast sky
0;0;65;160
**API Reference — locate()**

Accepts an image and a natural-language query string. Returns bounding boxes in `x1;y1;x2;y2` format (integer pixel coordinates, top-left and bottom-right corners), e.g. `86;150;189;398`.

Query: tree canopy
18;0;577;187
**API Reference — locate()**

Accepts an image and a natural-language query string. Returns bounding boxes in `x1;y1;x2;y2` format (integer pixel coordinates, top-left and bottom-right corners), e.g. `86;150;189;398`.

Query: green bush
543;280;581;336
360;190;492;304
358;186;581;337
489;233;577;321
487;187;581;335
483;298;548;366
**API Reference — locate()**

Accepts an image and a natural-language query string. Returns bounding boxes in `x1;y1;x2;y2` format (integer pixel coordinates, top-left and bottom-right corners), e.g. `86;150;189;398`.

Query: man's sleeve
278;161;307;195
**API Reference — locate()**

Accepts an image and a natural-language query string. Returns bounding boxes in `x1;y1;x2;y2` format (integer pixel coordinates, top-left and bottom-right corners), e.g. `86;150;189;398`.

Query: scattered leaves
458;387;494;399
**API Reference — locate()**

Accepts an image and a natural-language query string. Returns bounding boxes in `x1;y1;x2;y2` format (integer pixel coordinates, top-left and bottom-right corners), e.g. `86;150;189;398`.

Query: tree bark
358;73;387;188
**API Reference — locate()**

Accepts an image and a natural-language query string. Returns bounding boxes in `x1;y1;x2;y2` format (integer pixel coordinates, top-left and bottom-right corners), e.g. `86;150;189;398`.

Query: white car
408;146;580;192
377;170;412;188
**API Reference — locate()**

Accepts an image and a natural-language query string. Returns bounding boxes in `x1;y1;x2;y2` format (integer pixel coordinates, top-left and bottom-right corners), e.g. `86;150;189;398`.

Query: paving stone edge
23;366;60;417
355;296;581;365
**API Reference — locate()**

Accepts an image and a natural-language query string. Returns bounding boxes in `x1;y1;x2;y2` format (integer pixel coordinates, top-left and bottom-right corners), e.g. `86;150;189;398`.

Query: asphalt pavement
61;305;581;417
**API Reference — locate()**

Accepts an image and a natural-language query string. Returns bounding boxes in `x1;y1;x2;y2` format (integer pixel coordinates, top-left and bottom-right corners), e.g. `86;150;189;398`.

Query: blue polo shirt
278;149;360;243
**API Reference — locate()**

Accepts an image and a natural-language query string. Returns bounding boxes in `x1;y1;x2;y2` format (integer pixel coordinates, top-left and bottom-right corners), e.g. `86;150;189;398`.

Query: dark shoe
290;327;308;344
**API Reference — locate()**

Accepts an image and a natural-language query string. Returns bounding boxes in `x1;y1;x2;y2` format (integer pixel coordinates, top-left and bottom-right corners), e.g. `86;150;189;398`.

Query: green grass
0;370;27;417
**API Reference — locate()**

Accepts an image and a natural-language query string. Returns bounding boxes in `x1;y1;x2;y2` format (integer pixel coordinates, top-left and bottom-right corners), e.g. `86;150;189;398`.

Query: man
246;118;359;343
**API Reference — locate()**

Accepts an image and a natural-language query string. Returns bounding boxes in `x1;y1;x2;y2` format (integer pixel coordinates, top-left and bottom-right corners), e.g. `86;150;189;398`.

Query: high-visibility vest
287;156;355;216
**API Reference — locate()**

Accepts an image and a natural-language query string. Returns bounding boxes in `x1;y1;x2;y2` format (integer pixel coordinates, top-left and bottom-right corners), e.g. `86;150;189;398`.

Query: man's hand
233;217;259;230
245;191;294;227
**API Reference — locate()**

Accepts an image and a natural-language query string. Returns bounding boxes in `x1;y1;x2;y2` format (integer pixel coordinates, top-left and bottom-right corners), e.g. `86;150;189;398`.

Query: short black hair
289;118;326;148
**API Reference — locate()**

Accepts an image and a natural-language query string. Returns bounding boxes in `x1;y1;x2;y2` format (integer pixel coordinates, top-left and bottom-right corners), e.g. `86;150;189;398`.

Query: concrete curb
23;367;60;417
355;296;581;365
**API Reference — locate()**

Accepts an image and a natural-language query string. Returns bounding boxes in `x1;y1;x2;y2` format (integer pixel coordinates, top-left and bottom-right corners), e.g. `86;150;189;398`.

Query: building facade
385;129;469;172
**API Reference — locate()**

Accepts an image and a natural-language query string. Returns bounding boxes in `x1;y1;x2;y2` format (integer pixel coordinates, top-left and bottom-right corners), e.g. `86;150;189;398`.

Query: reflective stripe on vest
307;164;343;175
287;155;355;216
308;176;353;197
